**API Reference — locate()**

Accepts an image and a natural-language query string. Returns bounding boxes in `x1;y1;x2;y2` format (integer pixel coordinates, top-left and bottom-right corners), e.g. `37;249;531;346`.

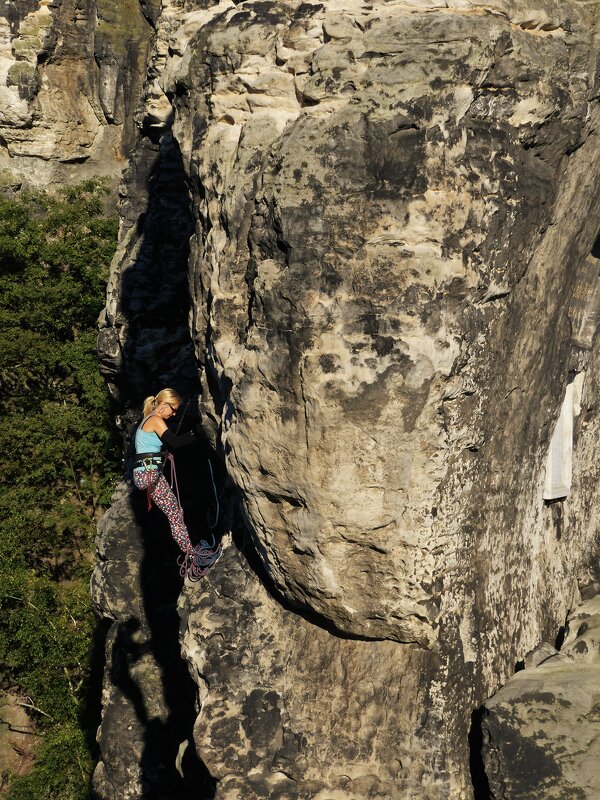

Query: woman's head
142;388;183;418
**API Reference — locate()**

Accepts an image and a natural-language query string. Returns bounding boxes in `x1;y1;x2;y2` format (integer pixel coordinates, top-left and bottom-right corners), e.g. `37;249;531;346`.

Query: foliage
0;180;119;798
3;724;94;800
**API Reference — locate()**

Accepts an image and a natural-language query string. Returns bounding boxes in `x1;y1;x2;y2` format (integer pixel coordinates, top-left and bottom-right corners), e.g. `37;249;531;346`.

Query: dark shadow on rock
98;129;222;797
554;625;566;651
81;616;112;760
469;706;491;800
127;436;222;799
113;129;199;405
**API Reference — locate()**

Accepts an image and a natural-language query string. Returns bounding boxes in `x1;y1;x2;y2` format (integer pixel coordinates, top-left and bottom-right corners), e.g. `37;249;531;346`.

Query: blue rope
177;456;222;581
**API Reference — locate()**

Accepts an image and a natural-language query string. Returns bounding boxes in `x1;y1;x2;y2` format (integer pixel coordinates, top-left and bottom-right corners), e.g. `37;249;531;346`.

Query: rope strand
148;396;223;581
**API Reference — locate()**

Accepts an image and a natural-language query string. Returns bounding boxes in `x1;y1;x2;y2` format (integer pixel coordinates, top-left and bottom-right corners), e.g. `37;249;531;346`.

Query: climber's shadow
100;121;225;798
123;429;222;800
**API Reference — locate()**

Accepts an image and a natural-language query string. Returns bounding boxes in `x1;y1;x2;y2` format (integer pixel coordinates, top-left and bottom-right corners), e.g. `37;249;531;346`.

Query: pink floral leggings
133;469;192;554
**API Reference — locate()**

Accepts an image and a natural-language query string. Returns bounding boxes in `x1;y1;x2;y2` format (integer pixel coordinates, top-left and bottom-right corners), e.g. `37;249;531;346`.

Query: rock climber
132;387;221;580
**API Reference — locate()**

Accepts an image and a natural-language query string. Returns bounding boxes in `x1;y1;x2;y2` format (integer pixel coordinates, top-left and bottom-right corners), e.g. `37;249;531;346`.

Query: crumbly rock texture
90;0;600;797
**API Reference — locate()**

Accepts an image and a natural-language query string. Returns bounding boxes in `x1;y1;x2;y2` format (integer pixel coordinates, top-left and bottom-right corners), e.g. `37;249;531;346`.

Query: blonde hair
142;388;183;417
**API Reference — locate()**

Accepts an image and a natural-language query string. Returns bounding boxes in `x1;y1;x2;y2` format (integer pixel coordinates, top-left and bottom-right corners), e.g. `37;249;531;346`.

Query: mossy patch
95;0;151;57
0;169;22;191
6;61;39;101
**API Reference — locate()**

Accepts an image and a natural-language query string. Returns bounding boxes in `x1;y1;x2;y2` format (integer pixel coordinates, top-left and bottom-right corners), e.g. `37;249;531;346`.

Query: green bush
0;180;119;798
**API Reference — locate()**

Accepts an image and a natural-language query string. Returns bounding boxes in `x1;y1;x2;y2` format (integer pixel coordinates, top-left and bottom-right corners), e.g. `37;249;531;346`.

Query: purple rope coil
178;539;223;582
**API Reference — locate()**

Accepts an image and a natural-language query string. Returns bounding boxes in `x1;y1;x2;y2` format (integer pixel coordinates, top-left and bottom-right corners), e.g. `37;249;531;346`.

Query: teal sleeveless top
134;414;163;471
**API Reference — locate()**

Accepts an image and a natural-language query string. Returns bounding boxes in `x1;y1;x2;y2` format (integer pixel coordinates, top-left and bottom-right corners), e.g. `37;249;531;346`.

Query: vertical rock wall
0;0;153;188
93;1;600;799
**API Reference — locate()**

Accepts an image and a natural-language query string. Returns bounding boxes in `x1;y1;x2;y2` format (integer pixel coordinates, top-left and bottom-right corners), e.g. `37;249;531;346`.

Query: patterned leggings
133;469;192;554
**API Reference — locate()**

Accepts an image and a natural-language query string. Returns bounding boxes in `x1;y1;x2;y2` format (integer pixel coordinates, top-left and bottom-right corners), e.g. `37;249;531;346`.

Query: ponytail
142;395;157;417
142;388;183;418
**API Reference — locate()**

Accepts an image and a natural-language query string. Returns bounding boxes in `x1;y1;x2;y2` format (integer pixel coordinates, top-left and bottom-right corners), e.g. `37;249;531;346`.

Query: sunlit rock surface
180;542;439;799
0;0;152;188
93;0;600;798
168;0;600;650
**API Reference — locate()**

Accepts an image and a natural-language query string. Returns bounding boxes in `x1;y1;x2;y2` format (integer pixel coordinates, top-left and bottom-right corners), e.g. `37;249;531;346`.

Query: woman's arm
160;428;196;450
142;415;196;449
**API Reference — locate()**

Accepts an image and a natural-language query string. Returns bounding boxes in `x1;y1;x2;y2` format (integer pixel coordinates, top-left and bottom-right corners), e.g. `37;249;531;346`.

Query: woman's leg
133;470;192;553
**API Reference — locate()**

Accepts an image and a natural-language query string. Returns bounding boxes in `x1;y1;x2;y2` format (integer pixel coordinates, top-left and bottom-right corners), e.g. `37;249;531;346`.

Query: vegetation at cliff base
0;181;119;798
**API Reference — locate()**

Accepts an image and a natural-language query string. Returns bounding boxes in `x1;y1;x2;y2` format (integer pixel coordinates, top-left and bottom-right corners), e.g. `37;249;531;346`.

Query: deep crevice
97;123;218;796
469;706;492;800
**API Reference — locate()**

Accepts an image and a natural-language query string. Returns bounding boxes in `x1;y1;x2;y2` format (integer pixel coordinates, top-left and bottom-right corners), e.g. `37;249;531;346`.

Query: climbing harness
134;452;164;510
138;398;222;581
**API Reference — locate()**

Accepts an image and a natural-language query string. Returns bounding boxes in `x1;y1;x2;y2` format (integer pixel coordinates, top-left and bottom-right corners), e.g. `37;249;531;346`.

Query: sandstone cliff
89;0;600;797
0;0;153;189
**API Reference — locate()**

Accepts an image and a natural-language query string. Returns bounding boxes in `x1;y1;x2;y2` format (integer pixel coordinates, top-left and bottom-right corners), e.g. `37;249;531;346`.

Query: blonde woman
132;388;220;579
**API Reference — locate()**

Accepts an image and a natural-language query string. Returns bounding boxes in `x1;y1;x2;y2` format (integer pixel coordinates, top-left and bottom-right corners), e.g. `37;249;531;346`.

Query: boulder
483;595;600;799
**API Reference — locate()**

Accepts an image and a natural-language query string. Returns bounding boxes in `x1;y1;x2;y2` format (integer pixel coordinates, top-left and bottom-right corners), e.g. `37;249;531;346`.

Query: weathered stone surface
162;0;600;652
482;595;600;800
0;0;152;188
93;1;600;798
180;538;440;800
92;483;209;800
0;692;37;786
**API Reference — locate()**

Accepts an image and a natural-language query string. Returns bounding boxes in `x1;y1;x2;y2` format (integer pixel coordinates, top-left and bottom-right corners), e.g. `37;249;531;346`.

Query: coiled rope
175;455;222;582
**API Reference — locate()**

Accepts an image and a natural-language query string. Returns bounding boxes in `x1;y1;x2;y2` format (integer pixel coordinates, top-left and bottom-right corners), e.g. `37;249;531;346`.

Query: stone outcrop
0;692;37;787
482;593;600;799
166;0;600;653
0;0;153;189
180;538;438;800
91;481;213;800
93;1;600;798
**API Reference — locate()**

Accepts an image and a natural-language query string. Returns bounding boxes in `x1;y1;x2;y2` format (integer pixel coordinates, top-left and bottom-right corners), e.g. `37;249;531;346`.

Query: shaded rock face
92;483;213;800
482;594;600;799
0;0;153;188
93;1;600;799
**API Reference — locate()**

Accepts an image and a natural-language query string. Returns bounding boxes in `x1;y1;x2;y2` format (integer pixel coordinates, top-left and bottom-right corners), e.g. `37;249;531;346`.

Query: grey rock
483;596;600;800
93;0;600;798
92;485;210;799
163;0;600;652
0;0;152;188
179;538;442;800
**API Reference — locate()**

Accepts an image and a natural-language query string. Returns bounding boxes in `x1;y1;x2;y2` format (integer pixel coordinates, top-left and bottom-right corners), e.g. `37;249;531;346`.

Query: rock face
0;692;37;785
169;0;600;651
0;0;153;189
482;594;600;799
180;539;438;800
92;482;213;800
93;1;600;799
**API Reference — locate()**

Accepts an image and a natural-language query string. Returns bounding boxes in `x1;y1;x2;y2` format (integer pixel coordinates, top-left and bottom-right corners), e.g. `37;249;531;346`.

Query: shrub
0;180;119;798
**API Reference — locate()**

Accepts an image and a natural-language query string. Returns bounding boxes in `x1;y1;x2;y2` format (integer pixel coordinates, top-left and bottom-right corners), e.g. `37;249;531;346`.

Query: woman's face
161;402;180;419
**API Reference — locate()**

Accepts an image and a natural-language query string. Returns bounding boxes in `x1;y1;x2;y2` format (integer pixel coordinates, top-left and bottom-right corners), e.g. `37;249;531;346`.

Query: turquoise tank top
134;414;163;472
